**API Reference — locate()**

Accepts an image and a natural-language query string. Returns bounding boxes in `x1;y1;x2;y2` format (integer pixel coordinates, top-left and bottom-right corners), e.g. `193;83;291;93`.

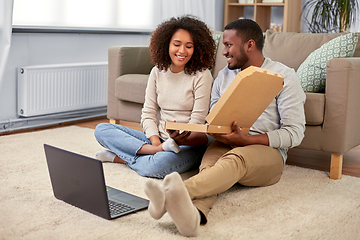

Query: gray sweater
210;58;306;161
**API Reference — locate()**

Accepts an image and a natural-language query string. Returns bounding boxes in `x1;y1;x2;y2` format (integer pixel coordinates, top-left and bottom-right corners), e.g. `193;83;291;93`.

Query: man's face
222;29;249;70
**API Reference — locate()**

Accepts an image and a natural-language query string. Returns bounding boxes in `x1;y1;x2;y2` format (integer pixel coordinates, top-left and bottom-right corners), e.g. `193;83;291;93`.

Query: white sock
162;138;180;153
163;172;200;237
95;150;116;162
144;180;166;220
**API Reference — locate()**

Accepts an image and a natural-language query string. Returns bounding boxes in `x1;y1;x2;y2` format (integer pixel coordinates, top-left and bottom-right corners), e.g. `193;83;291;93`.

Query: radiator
17;62;108;117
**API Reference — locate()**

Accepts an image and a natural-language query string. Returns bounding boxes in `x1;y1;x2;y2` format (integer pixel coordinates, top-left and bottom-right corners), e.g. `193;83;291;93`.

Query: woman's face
168;29;194;73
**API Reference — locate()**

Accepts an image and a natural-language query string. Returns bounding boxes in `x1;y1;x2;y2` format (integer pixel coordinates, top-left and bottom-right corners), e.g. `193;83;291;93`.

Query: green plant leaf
302;0;359;33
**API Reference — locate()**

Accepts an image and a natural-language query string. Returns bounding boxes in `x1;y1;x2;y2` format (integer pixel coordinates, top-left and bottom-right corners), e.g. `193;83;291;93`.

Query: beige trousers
184;140;284;223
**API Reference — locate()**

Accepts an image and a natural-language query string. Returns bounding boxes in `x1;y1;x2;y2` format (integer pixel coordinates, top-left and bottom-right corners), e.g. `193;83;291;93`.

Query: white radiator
17;62;108;117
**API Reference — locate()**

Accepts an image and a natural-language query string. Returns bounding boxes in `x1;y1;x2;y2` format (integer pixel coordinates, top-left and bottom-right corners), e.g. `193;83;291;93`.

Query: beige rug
1;126;360;240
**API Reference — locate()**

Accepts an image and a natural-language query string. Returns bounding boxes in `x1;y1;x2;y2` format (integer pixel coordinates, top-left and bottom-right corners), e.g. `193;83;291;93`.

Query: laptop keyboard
108;200;135;216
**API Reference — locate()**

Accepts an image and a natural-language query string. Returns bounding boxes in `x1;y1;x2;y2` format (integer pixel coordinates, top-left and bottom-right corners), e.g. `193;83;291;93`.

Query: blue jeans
94;123;208;178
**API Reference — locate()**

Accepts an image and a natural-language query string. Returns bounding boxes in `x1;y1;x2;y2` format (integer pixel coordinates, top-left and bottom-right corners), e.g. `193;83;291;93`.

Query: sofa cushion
212;33;228;79
304;92;325;126
297;33;358;93
212;32;222;50
263;30;360;71
115;74;148;104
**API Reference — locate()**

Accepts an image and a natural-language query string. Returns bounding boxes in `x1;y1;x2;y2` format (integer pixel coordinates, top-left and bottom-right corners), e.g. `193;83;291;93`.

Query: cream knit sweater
141;67;213;141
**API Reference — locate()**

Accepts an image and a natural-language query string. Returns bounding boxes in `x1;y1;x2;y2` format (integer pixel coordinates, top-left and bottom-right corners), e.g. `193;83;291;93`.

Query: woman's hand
167;130;191;146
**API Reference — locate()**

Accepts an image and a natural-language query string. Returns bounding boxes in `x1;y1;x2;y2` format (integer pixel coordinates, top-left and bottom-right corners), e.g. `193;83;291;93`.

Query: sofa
107;30;360;180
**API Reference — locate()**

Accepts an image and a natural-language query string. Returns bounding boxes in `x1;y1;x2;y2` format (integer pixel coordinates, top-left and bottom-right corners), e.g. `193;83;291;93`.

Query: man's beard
228;48;249;70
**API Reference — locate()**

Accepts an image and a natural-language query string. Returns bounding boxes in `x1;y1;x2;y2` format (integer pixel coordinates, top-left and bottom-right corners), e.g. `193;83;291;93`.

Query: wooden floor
5;116;360;178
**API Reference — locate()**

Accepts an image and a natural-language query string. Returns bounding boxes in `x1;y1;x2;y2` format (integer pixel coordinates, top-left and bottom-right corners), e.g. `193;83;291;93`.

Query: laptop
44;144;149;220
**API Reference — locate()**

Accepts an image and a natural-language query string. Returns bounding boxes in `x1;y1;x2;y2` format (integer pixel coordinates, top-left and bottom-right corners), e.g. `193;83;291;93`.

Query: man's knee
230;146;283;187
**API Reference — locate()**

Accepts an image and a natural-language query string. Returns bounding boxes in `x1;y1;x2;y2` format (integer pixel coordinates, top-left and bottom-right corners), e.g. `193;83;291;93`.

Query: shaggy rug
1;126;360;240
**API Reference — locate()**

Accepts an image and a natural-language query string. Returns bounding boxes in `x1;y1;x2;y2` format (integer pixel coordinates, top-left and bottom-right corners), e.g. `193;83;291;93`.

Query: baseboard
0;107;107;134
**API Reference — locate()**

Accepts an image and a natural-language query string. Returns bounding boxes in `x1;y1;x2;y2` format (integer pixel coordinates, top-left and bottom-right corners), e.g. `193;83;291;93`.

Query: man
144;19;306;237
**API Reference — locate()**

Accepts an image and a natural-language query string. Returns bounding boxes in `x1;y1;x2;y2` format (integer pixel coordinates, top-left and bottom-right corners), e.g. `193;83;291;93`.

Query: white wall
0;32;151;122
0;0;224;132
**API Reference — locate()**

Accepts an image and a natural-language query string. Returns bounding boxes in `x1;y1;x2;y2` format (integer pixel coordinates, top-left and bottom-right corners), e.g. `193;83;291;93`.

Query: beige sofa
107;30;360;180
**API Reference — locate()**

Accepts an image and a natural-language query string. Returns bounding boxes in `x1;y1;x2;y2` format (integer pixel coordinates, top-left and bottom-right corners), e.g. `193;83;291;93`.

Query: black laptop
44;144;149;220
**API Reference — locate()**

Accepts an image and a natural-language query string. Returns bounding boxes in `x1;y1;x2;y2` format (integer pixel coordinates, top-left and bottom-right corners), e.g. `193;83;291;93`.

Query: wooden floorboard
76;118;142;131
287;148;360;178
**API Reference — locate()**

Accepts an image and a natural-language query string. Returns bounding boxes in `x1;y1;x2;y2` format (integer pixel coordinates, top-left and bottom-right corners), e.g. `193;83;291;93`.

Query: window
12;0;160;32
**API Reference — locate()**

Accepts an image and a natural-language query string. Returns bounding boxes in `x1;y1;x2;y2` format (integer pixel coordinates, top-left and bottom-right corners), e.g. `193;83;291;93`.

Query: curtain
0;0;13;90
159;0;216;31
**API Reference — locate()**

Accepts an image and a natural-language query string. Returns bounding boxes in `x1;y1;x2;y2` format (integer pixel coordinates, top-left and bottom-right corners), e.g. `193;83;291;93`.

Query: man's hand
209;121;248;146
209;121;269;147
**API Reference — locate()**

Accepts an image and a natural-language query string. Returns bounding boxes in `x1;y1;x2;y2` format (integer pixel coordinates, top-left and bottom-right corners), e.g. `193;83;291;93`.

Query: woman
94;15;216;178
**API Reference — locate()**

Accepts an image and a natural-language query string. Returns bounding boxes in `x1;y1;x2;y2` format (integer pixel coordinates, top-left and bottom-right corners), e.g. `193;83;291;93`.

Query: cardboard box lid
205;66;284;128
165;66;284;134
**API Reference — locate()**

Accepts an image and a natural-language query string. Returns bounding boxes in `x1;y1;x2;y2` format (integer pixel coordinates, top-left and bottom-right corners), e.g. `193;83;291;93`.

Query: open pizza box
165;66;284;134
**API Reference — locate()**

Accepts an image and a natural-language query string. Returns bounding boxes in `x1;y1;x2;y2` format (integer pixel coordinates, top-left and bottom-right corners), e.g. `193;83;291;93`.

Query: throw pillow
212;33;221;50
297;32;358;92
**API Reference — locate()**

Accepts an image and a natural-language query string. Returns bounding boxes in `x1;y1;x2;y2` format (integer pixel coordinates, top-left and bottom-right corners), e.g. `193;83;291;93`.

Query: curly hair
149;15;216;75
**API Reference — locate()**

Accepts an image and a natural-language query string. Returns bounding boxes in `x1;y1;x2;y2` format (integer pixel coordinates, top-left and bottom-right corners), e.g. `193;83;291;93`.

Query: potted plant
302;0;359;33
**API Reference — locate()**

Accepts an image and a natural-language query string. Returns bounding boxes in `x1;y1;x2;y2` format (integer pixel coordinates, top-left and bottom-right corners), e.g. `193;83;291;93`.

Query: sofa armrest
107;46;154;121
108;45;153;93
108;46;153;89
322;57;360;154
